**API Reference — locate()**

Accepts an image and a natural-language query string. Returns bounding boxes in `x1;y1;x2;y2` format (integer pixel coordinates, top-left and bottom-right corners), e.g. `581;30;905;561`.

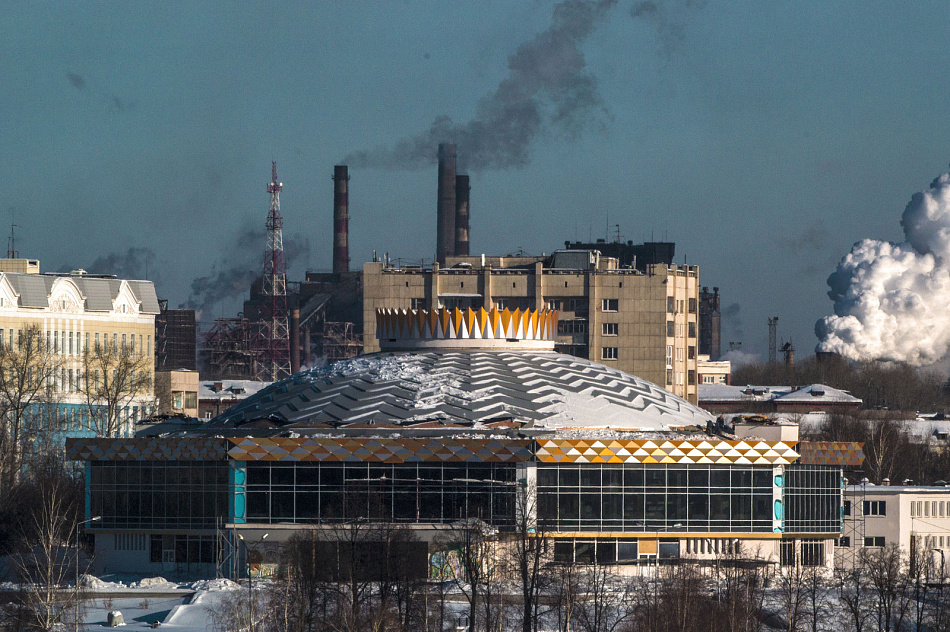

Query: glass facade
90;461;229;529
536;464;774;533
244;462;517;526
783;465;842;533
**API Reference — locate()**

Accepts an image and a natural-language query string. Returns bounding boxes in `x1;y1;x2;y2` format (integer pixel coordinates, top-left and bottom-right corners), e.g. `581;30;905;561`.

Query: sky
3;1;950;365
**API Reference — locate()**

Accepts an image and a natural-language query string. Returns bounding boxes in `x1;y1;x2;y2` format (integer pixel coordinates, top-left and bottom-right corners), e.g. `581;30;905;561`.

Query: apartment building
363;250;700;404
0;259;159;439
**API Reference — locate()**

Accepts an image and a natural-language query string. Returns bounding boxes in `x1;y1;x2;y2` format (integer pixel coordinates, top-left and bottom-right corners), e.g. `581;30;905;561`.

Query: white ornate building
0;259;160;439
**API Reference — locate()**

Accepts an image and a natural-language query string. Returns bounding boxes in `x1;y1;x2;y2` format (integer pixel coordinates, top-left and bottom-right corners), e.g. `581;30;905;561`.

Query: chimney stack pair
436;143;470;264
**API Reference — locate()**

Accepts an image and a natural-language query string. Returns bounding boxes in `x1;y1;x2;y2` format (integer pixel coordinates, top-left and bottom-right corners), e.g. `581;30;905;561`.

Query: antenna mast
7;222;17;258
258;161;291;381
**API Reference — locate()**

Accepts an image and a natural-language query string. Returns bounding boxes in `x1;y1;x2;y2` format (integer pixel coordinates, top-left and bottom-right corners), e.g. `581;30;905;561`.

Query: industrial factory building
67;306;860;578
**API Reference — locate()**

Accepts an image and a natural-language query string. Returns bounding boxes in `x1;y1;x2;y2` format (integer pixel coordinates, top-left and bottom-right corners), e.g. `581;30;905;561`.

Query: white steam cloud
815;171;950;365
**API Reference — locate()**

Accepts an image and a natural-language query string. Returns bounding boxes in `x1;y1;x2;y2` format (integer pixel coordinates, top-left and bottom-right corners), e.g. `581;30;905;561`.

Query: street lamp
75;516;100;632
237;533;268;632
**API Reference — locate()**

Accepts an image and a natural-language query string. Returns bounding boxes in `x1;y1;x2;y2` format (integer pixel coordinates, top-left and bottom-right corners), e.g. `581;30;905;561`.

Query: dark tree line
732;355;950;413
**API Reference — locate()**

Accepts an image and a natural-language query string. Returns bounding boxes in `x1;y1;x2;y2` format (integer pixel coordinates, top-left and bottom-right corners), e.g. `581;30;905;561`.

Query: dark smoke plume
344;0;618;172
181;221;310;320
66;72;85;90
631;0;704;57
88;247;156;280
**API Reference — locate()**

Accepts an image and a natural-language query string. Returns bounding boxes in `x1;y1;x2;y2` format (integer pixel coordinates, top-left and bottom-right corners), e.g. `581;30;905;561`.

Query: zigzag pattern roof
65;437;228;461
226;437;533;463
211;350;713;430
536;439;800;465
376;307;558;342
797;441;864;466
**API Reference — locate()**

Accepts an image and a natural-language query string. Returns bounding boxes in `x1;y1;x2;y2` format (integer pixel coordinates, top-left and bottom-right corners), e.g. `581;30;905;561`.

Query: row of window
667;297;698;314
0;328;151;358
667;321;697;338
666;369;697;386
911;499;950;518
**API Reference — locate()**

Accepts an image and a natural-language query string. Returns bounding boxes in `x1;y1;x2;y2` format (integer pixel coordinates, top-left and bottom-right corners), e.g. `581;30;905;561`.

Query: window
688;322;696;338
800;540;824;566
548;299;562;310
410;297;425;310
666;346;673;368
558;320;586;335
602;299;618;312
836;536;851;547
666;369;673;385
667;321;675;337
667;296;675;313
602;347;618;360
602;323;618;336
844;501;851;516
173;391;184;409
688;370;696;385
688;298;697;313
688;346;695;360
676;348;684;362
864;536;885;548
864;500;886;516
185;392;197;409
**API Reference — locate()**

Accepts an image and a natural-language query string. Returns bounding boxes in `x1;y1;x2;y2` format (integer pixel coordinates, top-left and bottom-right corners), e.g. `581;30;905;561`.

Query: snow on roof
199;380;270;400
209;350;713;431
699;383;861;404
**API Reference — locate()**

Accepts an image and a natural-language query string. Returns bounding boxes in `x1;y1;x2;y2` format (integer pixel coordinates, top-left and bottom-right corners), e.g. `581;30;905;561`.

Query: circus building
66;307;863;578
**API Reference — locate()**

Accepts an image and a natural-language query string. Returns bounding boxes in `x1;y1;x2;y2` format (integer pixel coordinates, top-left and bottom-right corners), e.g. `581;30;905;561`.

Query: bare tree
572;564;635;632
80;339;153;437
835;567;871;632
7;466;87;632
503;482;551;632
0;325;61;486
548;561;583;632
775;562;808;632
801;564;832;632
862;544;911;632
442;518;501;632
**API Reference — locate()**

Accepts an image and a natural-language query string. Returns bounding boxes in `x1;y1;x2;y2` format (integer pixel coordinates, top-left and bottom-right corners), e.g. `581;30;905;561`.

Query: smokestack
455;175;470;256
436;143;457;265
291;308;300;373
332;165;350;275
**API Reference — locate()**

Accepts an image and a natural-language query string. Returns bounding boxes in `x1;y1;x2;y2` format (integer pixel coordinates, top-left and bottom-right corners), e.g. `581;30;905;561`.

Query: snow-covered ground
0;575;244;631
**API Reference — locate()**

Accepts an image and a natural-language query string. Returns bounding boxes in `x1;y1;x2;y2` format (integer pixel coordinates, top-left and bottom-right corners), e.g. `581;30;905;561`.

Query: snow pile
187;578;242;592
79;574;125;591
133;576;176;589
817;171;950;365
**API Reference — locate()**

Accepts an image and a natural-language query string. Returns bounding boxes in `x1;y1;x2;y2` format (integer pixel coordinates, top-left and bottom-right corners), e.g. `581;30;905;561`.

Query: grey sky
3;1;950;361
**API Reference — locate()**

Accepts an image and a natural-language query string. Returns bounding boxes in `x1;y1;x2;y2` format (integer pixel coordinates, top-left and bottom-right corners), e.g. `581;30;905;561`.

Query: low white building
840;485;950;569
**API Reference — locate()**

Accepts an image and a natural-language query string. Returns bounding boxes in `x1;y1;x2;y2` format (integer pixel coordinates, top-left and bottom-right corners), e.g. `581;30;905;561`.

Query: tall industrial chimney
436;143;457;265
454;174;470;257
332;165;350;275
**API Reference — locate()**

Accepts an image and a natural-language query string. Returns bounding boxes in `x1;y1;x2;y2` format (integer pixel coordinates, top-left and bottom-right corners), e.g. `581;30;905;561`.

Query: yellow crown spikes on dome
377;307;559;350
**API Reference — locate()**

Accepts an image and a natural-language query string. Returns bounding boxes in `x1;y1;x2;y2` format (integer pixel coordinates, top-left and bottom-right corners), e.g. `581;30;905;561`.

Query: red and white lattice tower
258;161;291;381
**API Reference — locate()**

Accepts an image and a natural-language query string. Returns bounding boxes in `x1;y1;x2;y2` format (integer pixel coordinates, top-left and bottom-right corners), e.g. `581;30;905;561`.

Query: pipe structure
290;308;300;374
436;143;457;265
332;165;350;274
454;174;470;256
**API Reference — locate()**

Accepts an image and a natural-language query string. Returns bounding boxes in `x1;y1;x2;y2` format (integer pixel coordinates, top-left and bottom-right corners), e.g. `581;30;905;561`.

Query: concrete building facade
363;252;700;404
840;485;950;573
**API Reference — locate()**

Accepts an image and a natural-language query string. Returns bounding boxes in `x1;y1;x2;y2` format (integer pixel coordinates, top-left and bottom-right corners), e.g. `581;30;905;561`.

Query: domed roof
211;349;713;431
